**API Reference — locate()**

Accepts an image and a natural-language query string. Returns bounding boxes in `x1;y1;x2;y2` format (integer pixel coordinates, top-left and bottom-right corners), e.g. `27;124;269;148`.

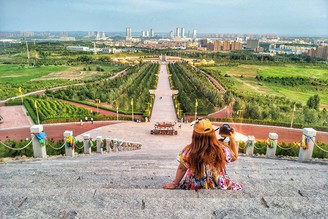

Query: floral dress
177;145;244;191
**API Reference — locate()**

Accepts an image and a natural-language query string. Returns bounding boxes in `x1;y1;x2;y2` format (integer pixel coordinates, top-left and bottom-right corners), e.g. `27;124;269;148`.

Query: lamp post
290;104;296;128
34;100;40;124
131;98;134;122
176;102;180;118
95;99;100;114
116;105;119;121
194;99;198;121
18;87;23;105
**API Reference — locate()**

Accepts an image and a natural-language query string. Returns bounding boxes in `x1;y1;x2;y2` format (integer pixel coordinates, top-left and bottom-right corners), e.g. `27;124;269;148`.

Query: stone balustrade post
83;134;91;154
113;139;118;152
266;133;278;158
246;136;255;156
106;137;112;153
96;136;103;154
64;130;74;157
30;125;47;158
235;140;240;154
298;128;317;162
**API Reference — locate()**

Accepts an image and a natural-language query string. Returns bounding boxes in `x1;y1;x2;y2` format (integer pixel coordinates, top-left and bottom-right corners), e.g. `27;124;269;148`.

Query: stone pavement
1;122;328;218
150;62;177;122
0;106;32;130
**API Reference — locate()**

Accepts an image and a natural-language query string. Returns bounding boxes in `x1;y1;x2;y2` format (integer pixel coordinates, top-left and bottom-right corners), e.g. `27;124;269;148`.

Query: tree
307;94;320;110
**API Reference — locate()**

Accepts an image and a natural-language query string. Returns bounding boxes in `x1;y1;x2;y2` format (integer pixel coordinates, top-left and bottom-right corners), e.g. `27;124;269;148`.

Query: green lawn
258;66;328;80
0;64;69;83
202;64;328;108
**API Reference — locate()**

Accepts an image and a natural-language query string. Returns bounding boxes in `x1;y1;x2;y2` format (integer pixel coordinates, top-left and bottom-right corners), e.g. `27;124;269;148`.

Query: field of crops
47;63;158;114
169;62;223;115
22;97;91;123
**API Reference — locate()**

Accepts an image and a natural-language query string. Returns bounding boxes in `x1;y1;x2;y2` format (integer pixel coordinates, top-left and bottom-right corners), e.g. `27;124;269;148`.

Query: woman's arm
228;133;238;162
162;163;188;189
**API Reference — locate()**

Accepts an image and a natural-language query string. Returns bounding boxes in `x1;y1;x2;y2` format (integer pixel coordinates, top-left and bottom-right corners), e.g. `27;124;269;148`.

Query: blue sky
0;0;327;36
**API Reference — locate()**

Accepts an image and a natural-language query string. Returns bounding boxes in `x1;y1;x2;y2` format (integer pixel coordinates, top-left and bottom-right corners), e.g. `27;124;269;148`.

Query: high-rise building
176;28;181;37
231;41;243;50
214;40;222;51
169;31;174;39
315;45;328;60
150;28;154;37
207;42;214;51
223;41;230;51
96;32;101;40
126;27;132;40
193;30;197;39
199;39;209;48
101;32;106;40
181;28;185;38
246;39;259;50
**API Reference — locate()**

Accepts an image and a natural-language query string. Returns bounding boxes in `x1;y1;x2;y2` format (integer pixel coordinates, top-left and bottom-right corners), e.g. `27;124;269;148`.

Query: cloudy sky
0;0;327;36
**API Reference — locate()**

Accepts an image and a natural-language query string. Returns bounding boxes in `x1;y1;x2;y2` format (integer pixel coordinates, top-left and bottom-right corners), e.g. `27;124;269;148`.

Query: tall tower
176;28;180;37
96;32;100;40
150;28;154;37
192;30;197;39
101;32;106;40
181;28;185;38
126;27;132;40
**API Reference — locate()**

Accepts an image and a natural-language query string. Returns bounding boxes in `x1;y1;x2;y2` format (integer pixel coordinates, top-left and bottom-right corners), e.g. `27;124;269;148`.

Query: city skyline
0;0;327;36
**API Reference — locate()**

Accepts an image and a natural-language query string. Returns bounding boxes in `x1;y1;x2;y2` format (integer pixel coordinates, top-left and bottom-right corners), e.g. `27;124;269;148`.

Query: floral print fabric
177;145;244;191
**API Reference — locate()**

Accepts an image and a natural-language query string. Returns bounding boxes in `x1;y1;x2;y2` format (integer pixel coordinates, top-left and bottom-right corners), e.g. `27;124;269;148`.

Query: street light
95;99;100;114
18;87;23;105
194;99;198;121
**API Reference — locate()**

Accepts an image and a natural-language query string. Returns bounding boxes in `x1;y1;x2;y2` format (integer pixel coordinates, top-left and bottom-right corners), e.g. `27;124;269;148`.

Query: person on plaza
91;117;94;124
162;119;244;191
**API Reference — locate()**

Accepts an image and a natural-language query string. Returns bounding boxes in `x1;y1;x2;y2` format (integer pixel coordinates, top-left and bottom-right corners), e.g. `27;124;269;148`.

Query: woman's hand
162;182;179;189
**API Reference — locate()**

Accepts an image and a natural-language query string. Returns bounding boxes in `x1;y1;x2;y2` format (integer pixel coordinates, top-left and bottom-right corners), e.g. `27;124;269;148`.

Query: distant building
150;28;154;37
231;41;243;50
315;45;328;60
222;41;230;51
246;39;259;50
192;30;197;39
181;28;185;38
207;42;214;51
199;39;209;48
66;46;89;51
59;37;76;41
169;31;174;39
96;32;101;40
214;40;222;51
176;28;180;37
126;27;132;40
22;32;35;37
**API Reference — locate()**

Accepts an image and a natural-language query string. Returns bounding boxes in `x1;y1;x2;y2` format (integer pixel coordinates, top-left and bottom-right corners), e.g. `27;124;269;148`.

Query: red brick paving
0;122;119;142
2;121;326;144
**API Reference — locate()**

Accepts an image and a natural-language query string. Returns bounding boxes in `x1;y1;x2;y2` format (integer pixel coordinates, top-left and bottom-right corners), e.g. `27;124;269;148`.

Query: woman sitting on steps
162;119;244;190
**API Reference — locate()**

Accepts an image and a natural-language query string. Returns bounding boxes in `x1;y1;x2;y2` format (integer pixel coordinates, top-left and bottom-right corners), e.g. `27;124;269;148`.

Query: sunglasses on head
190;117;209;126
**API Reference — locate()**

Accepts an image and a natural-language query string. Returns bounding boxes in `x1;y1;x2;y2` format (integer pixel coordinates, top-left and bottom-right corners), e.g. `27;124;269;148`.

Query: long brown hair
188;130;226;178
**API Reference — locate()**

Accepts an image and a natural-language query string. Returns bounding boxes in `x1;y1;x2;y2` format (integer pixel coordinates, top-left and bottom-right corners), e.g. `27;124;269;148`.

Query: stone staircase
1;144;327;218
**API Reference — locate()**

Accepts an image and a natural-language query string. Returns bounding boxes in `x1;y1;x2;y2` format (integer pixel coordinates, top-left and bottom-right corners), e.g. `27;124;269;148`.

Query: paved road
150;62;177;122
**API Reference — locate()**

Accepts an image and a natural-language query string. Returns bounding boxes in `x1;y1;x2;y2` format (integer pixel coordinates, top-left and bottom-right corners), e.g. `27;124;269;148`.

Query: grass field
0;64;124;83
202;64;328;108
0;64;69;83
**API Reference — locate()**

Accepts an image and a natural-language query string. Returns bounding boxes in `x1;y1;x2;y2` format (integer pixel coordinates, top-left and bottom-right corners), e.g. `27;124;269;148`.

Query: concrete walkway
150;62;177;122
